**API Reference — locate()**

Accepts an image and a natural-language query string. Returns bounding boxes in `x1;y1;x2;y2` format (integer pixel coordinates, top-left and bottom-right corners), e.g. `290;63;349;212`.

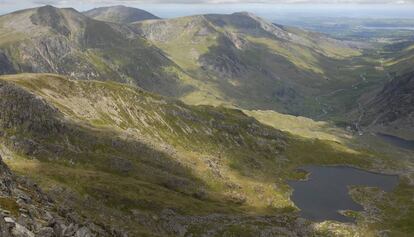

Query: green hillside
0;6;387;119
132;12;384;117
0;73;411;236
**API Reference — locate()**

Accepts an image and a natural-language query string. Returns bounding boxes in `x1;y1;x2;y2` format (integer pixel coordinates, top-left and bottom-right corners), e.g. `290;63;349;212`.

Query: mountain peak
30;5;71;36
84;5;159;24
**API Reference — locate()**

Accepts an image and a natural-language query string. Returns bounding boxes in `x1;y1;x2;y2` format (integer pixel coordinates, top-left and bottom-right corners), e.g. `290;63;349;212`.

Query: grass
0;197;19;217
243;109;350;142
0;73;412;236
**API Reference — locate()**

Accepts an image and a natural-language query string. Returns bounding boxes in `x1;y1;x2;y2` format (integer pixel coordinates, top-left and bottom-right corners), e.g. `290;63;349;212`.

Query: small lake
377;133;414;151
288;166;399;222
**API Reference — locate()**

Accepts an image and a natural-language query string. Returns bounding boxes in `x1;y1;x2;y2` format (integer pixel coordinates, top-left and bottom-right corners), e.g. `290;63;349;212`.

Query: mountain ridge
2;73;408;236
84;5;160;24
0;5;190;97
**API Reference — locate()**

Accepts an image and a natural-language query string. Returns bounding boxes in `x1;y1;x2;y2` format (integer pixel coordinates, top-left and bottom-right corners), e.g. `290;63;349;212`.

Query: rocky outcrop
30;5;72;37
362;71;414;131
0;154;115;237
0;81;62;136
0;51;15;75
0;5;190;98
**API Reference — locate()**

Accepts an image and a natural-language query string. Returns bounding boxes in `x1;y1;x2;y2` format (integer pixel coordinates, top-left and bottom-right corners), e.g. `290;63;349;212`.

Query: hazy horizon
1;3;414;21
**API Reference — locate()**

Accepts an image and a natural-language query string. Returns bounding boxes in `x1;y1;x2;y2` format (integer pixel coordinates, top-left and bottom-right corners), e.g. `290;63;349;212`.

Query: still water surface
288;165;399;222
377;133;414;151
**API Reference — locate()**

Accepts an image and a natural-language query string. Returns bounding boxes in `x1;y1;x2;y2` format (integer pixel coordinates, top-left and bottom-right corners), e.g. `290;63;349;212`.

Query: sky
1;0;414;19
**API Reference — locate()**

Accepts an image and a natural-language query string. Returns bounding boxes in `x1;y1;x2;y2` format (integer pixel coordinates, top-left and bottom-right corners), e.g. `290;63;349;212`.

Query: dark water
377;133;414;151
288;166;399;222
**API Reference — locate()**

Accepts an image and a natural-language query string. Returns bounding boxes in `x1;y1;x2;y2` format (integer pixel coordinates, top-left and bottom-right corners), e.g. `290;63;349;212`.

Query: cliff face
362;71;414;137
0;6;189;97
0;81;62;136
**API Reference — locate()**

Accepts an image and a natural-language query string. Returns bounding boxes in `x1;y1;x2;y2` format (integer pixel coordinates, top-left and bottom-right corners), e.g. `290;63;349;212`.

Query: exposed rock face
84;5;160;24
30;5;72;37
0;5;189;97
0;81;62;136
0;51;15;74
362;71;414;135
0;155;116;237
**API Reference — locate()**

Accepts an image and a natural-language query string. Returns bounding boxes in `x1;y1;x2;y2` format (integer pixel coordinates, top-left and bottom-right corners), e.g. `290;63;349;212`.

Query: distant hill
84;5;160;24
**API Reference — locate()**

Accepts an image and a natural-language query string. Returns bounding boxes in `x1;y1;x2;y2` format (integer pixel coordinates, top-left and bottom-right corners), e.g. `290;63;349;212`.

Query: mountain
84;5;160;24
360;71;414;139
383;39;414;76
0;6;370;118
350;38;414;139
1;73;410;236
0;5;188;97
132;12;369;116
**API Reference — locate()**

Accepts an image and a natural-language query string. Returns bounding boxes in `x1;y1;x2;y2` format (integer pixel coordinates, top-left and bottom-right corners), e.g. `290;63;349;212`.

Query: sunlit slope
244;110;351;143
0;7;382;119
1;73;410;236
383;40;414;75
133;12;362;115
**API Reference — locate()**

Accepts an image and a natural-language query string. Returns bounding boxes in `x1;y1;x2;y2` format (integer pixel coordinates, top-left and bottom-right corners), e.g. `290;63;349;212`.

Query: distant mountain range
0;5;366;116
0;5;413;237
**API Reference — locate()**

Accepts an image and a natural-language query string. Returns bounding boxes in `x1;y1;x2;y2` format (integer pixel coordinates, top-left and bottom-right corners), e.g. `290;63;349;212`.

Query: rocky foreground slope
0;73;412;236
0;153;118;237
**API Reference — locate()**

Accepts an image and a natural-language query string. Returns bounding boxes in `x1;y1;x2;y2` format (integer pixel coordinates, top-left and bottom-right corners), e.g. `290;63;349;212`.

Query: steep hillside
360;71;414;139
0;5;188;97
0;7;384;119
132;12;371;116
0;73;411;236
0;154;116;236
383;39;414;75
84;5;160;24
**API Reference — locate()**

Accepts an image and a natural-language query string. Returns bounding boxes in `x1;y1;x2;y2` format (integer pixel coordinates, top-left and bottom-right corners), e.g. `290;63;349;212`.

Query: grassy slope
0;8;392;121
0;73;411;236
243;109;351;143
133;14;388;119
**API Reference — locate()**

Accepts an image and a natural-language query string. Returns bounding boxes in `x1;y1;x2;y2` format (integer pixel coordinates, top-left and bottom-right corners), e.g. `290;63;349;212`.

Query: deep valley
0;4;413;237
